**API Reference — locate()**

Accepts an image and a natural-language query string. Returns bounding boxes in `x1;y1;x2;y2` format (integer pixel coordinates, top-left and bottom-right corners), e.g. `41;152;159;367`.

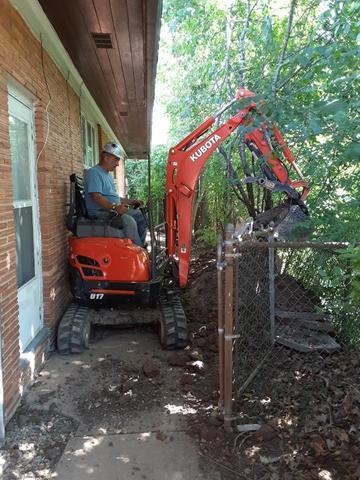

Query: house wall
0;0;121;422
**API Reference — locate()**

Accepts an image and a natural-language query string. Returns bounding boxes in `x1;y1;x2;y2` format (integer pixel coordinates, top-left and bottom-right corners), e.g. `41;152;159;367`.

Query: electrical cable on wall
36;34;51;166
66;70;75;172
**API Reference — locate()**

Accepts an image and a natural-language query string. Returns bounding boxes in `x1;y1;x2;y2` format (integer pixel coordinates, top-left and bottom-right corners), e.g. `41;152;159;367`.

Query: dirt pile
183;248;360;479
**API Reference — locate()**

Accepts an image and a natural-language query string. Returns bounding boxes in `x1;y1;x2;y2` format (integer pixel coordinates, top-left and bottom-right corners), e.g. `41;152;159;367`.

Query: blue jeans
126;208;147;244
94;209;146;247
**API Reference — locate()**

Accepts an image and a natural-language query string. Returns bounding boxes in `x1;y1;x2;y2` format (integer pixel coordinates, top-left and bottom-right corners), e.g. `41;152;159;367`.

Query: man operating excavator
84;142;147;247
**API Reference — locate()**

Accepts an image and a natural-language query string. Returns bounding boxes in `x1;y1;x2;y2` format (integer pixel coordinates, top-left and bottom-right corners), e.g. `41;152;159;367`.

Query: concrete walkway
53;329;220;479
56;431;207;480
16;326;221;479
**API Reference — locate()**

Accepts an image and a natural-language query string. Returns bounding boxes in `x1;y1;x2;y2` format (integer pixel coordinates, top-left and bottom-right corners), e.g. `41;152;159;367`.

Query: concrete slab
55;431;219;480
77;407;190;436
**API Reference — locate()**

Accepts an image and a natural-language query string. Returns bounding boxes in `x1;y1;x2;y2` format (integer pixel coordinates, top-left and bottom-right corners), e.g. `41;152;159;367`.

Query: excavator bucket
254;204;312;241
274;205;312;241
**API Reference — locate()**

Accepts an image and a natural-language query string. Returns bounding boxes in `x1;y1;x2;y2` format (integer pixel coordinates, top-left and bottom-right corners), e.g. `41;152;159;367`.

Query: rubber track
57;303;91;354
159;293;188;350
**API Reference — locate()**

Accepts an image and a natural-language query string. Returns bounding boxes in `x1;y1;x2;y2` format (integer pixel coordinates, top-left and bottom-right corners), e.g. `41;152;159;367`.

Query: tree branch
238;0;254;87
271;0;297;98
224;9;234;99
217;144;254;213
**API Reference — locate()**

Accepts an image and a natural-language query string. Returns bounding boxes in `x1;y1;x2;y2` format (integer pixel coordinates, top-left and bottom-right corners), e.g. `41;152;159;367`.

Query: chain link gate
217;224;352;424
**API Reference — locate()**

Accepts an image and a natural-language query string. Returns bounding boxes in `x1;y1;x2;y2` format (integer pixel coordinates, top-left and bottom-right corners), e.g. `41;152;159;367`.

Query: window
81;115;98;168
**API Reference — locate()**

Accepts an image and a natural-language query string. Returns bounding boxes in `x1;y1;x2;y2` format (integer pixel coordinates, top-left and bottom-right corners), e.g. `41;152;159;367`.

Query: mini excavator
57;88;310;354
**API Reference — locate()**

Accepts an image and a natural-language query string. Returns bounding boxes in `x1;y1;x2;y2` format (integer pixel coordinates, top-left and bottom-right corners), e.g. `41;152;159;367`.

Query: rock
308;433;327;456
193;337;206;348
142;361;160;378
46;446;62;460
187;360;205;373
207;333;217;344
199;425;218;442
189;350;201;360
254;424;278;442
3;474;18;480
208;343;218;353
28;413;42;423
198;326;207;337
167;353;190;367
206;322;217;332
181;383;192;392
156;431;168;442
48;402;58;413
17;414;28;427
208;415;223;427
180;374;194;385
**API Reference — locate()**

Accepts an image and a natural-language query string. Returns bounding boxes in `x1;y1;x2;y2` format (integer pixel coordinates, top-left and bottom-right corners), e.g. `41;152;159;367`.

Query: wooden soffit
38;0;162;158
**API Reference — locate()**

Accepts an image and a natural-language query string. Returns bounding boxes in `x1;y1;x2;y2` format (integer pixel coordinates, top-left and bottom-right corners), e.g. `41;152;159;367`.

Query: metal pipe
214;97;237;119
227;241;349;250
268;233;276;344
217;234;224;409
147;154;156;279
291;160;304;180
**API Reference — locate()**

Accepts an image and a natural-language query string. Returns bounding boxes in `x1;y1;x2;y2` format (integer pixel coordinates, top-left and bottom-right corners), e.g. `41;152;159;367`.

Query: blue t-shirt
84;165;120;216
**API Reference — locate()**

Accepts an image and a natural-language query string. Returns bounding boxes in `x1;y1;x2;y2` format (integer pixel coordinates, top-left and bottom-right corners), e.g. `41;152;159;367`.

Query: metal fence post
223;224;234;426
268;233;276;344
217;234;224;409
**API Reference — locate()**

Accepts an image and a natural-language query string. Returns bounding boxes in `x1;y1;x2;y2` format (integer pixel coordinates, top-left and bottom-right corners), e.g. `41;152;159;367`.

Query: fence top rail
234;240;349;250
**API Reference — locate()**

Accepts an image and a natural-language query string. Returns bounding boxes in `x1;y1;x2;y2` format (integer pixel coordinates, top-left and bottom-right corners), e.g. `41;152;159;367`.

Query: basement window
81;115;98;168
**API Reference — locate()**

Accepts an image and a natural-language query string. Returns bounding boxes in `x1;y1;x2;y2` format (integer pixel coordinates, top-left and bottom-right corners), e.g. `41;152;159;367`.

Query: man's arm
90;193;129;215
120;197;144;208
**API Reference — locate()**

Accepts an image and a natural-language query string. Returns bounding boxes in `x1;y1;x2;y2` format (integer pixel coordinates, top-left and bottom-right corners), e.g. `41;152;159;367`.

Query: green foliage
283;245;359;347
127;0;360;343
338;246;360;305
126;145;168;223
194;225;217;247
159;0;359;240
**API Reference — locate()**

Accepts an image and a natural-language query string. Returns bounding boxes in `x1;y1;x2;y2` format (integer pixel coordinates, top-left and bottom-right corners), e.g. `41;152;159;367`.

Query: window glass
14;206;35;288
81;116;87;161
9;115;31;201
81;115;98;168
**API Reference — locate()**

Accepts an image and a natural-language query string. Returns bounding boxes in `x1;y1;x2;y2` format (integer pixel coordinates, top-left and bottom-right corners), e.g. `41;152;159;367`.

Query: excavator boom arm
165;89;310;287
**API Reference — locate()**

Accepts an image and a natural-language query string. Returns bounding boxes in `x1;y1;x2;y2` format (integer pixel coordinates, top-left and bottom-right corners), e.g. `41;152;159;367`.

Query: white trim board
10;0;126;159
0;307;4;446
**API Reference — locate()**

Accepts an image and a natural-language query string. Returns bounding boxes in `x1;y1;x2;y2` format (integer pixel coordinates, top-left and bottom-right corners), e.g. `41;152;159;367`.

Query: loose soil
1;248;360;479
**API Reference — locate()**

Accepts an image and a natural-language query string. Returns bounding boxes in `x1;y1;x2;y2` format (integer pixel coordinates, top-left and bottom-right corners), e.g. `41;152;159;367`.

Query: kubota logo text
190;134;221;162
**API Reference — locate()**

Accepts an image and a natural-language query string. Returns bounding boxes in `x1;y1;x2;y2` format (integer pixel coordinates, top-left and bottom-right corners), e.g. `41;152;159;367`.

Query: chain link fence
218;226;358;424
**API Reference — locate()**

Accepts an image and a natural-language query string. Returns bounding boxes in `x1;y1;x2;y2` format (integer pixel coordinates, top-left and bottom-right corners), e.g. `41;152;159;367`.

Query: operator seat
66;173;125;239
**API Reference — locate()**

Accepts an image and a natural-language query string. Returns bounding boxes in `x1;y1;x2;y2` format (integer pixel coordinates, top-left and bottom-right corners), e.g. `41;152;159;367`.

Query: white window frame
81;114;98;169
7;82;44;352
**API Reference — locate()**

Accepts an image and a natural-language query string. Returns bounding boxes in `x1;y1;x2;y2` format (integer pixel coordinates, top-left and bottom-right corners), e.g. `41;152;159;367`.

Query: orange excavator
166;88;310;287
57;88;310;354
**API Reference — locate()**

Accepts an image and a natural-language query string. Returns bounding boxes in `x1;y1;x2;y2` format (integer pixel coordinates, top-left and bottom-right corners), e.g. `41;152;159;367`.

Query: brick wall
0;0;84;421
97;124;110;157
